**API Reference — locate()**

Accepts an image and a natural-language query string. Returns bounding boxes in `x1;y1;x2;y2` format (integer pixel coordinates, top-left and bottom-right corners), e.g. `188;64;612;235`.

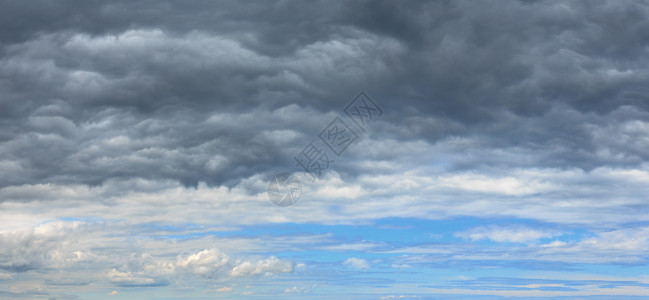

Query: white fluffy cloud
106;249;293;287
177;248;230;277
0;220;294;290
343;257;370;270
231;256;294;277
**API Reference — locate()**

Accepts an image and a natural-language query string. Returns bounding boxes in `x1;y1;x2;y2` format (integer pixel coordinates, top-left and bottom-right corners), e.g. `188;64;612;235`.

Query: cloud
0;221;93;272
108;250;294;287
456;225;561;243
343;258;370;270
107;268;168;287
534;227;649;263
283;286;305;293
583;227;649;251
0;25;404;189
379;296;420;300
230;256;294;277
2;0;647;194
176;248;229;277
0;219;295;290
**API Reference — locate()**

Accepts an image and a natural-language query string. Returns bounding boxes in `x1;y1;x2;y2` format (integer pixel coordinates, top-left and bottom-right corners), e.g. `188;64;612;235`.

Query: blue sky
1;0;649;299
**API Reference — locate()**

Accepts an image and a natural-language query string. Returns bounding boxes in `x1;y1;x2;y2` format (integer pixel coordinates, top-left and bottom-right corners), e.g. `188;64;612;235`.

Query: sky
1;0;649;299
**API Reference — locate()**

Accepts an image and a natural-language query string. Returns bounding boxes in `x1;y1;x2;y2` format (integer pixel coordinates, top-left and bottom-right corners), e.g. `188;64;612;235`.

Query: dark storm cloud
1;0;649;192
346;0;649;170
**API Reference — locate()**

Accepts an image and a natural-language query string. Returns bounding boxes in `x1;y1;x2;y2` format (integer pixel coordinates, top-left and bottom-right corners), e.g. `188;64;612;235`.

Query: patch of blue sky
56;216;107;223
436;276;649;289
575;264;649;277
148;216;593;243
124;216;647;285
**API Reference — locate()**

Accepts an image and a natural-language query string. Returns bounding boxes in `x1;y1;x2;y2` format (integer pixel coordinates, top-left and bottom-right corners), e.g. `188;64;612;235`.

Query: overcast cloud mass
1;0;649;299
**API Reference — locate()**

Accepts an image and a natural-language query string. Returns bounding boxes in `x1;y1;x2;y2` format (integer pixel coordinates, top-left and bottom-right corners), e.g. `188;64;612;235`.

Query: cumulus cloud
0;221;93;272
231;256;294;277
108;249;294;287
176;248;228;275
0;219;294;290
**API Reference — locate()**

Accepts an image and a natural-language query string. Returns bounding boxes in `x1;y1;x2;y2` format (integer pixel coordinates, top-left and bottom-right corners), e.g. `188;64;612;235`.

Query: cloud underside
1;0;649;189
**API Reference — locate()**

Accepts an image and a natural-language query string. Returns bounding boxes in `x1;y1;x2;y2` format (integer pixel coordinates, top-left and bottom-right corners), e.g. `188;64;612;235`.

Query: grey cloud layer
2;0;649;190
